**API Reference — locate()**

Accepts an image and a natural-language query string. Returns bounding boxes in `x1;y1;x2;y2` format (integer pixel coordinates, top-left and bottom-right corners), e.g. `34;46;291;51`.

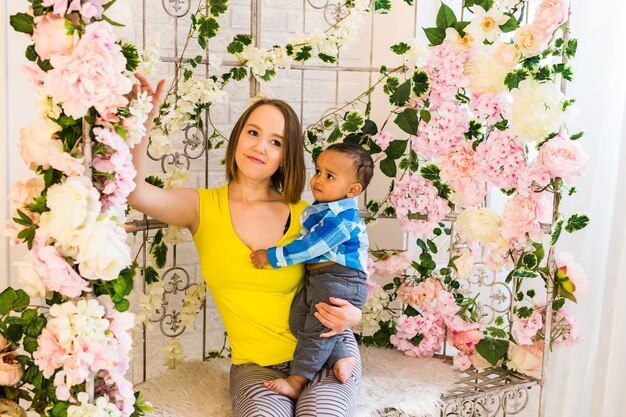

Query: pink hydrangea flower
537;135;587;183
43;0;104;20
372;131;393;151
449;178;487;207
33;328;66;378
391;173;451;236
398;277;442;307
425;42;469;105
511;310;543;345
44;21;132;119
471;92;506;124
516;163;551;197
501;193;548;243
552;308;581;346
453;353;472;371
475;129;528;190
412;101;469;158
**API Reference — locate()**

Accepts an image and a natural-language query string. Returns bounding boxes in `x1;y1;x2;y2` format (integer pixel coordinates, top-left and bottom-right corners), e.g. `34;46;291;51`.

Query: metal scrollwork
162;0;191;17
150;266;192;337
182;123;208;160
306;0;351;25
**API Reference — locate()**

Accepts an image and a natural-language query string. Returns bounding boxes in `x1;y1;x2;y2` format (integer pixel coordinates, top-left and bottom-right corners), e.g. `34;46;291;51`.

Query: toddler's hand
250;249;270;269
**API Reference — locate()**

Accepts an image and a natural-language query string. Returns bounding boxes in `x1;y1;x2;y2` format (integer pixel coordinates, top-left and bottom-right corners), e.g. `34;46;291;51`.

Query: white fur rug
136;346;460;417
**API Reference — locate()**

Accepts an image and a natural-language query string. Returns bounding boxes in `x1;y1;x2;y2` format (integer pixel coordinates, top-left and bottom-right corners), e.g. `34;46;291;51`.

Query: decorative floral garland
3;0;153;415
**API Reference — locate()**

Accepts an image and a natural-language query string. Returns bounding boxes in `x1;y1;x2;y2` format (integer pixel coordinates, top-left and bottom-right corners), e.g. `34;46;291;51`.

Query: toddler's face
310;150;360;203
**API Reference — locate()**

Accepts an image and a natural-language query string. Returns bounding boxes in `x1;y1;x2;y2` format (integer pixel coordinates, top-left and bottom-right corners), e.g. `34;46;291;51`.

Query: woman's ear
346;183;363;198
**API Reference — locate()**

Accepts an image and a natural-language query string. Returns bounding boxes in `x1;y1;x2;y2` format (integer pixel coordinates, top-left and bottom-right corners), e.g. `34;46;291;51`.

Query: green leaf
295;45;313;62
394;108;419;135
486;327;508;339
390;42;411;55
565;38;578;59
436;3;457;29
49;401;70;417
375;0;392;13
24;315;46;338
198;16;220;40
342;112;365;133
426;239;438;253
532;242;545;264
234;34;253;46
513;268;538;278
145;175;165;188
420;163;441;181
227;40;245;54
522;253;538;269
423;27;446;46
10;13;35;35
380;158;397;177
412;70;430;98
25;45;38;62
552;298;566;311
318;53;337;63
120;42;140;72
389;79;411;106
499;12;519;32
0;288;30;315
230;66;248;81
551;218;564;245
327;127;342;143
383;77;400;95
209;0;229;16
152;243;168;269
475;337;508;366
565;213;589;233
570;131;584;140
515;306;535;319
385;140;408;159
420;109;431;124
361;119;378;135
23;335;39;353
144;266;160;284
504;69;529;90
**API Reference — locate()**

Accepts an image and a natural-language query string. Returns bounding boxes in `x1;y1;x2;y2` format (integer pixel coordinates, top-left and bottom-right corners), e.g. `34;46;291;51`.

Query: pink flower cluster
33;296;135;416
44;21;132;120
474;129;527;190
391;173;451;236
43;0;104;21
471;93;506;125
393;277;482;361
372;131;393;151
412;101;469;158
551;308;581;346
439;141;487;207
424;42;469;105
29;233;89;297
92;128;137;212
511;310;543;345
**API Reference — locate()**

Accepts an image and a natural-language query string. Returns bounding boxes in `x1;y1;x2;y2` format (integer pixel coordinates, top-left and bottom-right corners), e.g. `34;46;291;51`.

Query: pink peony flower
32;14;76;60
554;251;588;299
449;178;487;207
537;135;587;183
33;328;66;378
501;193;547;243
44;21;132;119
475;129;527;191
511;310;543;345
440;140;477;181
516;163;551;197
391;172;451;236
533;0;569;38
372;131;393;151
8;177;45;214
370;251;412;276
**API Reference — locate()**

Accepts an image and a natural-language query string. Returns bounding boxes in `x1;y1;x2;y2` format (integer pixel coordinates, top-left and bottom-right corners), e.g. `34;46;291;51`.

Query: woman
127;75;363;417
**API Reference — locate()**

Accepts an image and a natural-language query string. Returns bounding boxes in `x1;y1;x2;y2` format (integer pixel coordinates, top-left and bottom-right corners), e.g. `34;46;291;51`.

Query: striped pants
229;331;361;417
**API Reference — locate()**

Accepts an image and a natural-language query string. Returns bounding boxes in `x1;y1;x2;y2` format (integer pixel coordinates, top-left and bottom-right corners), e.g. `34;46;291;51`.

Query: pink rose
533;0;569;38
537;135;587;183
32;14;76;60
514;25;546;57
507;341;543;377
0;352;24;386
447;329;484;355
8;177;45;214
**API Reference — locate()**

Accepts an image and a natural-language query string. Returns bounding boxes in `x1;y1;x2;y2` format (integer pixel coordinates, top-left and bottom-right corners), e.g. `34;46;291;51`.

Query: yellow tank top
193;185;308;366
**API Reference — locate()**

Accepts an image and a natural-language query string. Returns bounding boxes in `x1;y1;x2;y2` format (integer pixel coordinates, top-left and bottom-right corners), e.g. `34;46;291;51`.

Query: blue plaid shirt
267;197;368;273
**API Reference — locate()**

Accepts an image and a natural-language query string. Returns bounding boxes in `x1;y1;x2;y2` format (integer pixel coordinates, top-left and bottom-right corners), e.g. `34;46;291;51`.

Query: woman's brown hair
224;99;306;203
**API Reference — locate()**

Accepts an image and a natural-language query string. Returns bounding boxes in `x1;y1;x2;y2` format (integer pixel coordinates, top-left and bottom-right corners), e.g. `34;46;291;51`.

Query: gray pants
289;264;367;380
230;331;361;417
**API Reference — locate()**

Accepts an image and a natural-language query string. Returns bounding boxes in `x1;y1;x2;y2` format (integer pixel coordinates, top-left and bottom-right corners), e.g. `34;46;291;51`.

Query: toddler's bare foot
263;375;306;400
333;356;356;384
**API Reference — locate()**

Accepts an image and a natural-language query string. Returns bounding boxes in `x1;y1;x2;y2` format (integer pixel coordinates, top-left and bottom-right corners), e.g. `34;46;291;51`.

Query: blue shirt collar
313;197;358;215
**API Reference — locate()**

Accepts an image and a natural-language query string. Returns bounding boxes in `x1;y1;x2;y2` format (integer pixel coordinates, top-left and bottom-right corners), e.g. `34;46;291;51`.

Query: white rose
510;78;567;143
76;216;131;281
39;176;101;257
15;254;47;299
457;207;502;244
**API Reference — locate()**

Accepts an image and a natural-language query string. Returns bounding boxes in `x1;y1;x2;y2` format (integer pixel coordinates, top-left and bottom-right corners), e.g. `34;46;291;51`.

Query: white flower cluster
355;285;392;337
67;393;122;417
126;91;153;148
137;281;165;325
163;164;190;189
137;36;161;76
163;338;185;369
179;283;207;327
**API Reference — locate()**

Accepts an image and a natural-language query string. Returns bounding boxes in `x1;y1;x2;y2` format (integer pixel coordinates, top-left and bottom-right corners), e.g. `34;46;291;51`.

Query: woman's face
235;104;285;182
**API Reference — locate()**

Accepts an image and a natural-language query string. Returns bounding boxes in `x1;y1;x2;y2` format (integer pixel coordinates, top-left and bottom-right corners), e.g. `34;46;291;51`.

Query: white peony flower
465;45;510;94
510;78;567;143
76;216;131;281
457;207;502;245
15;253;48;299
39;176;101;257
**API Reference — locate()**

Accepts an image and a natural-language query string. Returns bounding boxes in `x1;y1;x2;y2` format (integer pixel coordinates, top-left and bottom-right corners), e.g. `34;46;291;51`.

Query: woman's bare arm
127;74;199;232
